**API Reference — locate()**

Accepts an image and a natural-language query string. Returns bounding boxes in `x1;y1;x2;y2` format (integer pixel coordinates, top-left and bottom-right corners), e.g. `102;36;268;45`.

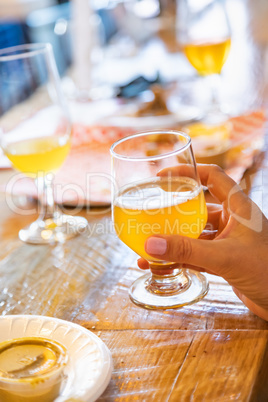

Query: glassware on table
111;130;208;310
176;0;231;115
0;43;88;244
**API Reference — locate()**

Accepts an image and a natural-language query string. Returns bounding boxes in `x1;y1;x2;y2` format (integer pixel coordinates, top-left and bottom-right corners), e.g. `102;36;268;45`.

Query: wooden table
0;150;267;402
0;1;268;400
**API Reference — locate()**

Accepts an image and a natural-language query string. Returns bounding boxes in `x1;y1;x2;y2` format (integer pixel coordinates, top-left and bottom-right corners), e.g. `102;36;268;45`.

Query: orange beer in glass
111;130;208;309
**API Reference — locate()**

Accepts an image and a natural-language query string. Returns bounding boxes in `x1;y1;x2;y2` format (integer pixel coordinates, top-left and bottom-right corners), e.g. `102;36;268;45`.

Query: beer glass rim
110;130;192;162
0;43;52;61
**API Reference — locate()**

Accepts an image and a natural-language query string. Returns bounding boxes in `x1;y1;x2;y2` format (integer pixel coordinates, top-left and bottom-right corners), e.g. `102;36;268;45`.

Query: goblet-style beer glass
111;130;208;309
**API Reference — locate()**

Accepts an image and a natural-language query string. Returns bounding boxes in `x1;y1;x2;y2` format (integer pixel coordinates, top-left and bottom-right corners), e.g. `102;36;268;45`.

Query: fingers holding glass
111;130;209;309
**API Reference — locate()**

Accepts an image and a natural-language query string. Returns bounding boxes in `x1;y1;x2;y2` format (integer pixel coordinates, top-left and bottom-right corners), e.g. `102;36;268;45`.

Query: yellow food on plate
0;337;68;402
134;85;171;117
183;121;231;168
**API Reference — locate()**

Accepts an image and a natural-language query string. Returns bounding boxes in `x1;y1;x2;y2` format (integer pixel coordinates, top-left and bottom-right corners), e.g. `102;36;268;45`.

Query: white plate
0;315;113;402
101;104;203;129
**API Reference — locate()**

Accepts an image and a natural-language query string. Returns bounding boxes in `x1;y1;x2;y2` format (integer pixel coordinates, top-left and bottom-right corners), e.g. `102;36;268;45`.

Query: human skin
137;165;268;321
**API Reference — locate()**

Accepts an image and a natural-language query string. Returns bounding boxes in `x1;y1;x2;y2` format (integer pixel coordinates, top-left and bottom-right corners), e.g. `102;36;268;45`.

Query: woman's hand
137;165;268;321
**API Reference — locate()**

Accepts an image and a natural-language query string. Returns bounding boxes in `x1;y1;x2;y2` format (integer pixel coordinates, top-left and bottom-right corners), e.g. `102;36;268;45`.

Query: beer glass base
19;215;88;244
129;269;208;310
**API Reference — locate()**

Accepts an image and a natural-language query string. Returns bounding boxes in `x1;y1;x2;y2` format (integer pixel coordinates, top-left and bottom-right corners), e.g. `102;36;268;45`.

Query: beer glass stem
146;268;191;295
36;174;59;222
207;73;222;114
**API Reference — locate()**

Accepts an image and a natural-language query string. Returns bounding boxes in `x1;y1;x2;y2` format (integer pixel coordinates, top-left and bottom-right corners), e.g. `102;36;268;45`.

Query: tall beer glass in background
177;0;231;114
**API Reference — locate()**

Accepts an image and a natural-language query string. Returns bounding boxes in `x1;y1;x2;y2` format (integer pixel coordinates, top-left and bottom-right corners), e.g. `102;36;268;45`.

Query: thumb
232;287;268;321
145;235;231;274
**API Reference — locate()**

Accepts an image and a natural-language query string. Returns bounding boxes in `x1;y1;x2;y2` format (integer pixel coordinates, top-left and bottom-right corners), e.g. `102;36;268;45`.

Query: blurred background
0;0;268;113
0;0;268;208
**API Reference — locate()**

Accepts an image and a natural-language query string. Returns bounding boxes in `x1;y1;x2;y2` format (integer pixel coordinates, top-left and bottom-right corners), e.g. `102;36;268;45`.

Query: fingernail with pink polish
146;237;167;255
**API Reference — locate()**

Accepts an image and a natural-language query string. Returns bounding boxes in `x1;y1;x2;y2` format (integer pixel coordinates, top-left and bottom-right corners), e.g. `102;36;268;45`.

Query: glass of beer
0;44;87;244
176;0;231;114
111;130;208;309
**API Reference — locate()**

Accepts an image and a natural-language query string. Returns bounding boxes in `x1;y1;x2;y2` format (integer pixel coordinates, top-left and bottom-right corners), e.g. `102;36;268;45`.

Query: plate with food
183;110;266;174
102;86;203;129
1;109;266;207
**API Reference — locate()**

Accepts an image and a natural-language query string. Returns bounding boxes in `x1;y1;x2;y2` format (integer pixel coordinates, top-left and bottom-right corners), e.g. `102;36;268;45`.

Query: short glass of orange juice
111;130;208;310
0;44;87;244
